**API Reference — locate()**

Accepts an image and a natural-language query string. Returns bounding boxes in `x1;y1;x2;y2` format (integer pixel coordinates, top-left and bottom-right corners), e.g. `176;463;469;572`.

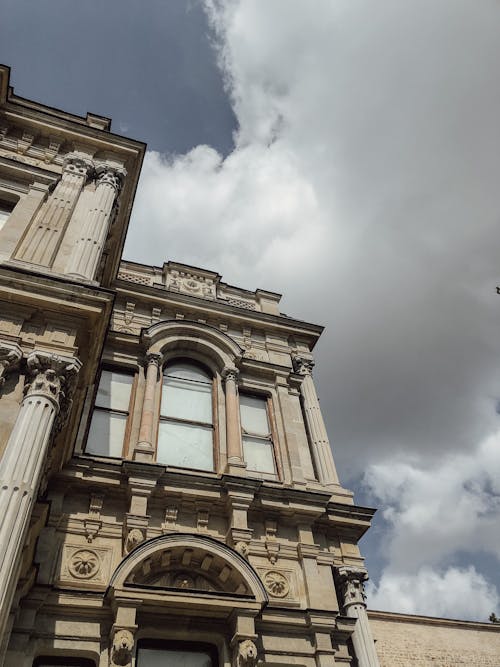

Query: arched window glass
157;361;214;471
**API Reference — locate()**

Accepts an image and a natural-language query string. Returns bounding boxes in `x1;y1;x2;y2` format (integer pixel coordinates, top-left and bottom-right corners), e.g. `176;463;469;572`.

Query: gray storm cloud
124;0;500;618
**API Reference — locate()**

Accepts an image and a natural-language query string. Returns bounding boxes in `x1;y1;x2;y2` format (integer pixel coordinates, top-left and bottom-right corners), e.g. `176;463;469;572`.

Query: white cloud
124;0;500;618
364;431;500;571
367;566;499;621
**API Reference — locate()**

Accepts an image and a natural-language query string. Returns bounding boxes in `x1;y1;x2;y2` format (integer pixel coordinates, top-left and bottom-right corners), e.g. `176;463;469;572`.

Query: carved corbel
265;518;280;564
291;351;315;376
0;341;23;387
110;628;135;667
233;639;258;667
85;491;104;543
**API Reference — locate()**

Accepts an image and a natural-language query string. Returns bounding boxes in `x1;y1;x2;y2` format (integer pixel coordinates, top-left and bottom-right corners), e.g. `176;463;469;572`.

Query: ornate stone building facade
0;64;499;667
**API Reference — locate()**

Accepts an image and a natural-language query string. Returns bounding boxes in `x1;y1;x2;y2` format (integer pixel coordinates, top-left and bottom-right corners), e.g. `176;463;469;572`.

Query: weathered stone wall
369;610;500;666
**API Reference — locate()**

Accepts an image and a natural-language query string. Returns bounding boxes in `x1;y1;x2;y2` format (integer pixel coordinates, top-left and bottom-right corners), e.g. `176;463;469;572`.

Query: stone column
223;367;244;472
0;341;22;387
0;351;81;638
65;162;126;281
292;354;339;487
336;567;380;667
15;152;94;266
134;353;162;463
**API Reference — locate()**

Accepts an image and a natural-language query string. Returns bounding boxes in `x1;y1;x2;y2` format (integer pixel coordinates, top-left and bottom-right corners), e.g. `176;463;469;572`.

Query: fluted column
65;162;126;280
0;351;81;638
134;353;162;462
336;567;380;667
292;354;339;487
15;152;94;266
0;341;22;387
222;367;244;472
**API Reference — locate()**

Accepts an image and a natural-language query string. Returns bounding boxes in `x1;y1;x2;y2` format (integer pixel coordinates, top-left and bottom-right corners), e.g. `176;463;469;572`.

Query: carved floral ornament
262;570;290;598
68;548;100;579
111;629;135;667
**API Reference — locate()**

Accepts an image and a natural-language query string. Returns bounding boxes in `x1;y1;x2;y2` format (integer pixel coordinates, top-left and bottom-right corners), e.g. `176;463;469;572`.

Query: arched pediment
142;320;243;373
109;533;268;604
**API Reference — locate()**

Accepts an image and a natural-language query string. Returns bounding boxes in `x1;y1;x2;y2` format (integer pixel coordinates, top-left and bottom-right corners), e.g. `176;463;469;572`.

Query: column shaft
293;355;339;486
0;352;80;641
15;153;93;266
337;567;380;667
65;164;125;280
223;369;244;468
135;354;161;462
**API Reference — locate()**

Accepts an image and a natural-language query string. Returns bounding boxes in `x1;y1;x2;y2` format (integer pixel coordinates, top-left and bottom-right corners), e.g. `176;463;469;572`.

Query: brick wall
368;610;500;667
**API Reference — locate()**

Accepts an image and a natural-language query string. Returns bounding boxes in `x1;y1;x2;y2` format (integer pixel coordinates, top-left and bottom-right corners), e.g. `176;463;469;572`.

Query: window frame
156;358;217;472
84;366;136;459
239;391;281;479
136;638;219;667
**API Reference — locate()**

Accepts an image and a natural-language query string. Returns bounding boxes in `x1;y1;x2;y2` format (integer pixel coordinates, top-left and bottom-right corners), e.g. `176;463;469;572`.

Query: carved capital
95;162;127;193
25;351;82;409
291;353;314;376
145;351;163;368
336;566;368;609
0;341;23;386
222;366;239;384
62;151;94;179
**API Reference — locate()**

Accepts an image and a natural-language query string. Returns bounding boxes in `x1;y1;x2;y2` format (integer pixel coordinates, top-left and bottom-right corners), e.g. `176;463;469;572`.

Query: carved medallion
68;549;100;579
263;570;289;598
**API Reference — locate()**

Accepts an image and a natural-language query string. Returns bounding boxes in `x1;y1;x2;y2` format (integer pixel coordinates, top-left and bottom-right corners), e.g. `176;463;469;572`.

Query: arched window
157;360;215;471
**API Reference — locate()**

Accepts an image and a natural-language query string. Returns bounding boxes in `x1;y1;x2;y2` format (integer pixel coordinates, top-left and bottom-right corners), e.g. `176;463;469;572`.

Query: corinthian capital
291;352;315;376
0;341;23;387
25;351;82;408
336;566;368;609
95;162;127;192
62;151;94;178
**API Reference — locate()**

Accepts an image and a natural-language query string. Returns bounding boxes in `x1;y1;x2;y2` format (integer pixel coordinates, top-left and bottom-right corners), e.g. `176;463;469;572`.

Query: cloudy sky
2;0;500;621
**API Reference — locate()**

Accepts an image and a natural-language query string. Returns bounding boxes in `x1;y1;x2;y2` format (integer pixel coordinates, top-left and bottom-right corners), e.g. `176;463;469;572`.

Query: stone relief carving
235;639;258;667
166;268;216;300
68;548;100;579
125;528;145;554
111;629;135;667
0;341;22;387
263;570;289;598
291;352;315;376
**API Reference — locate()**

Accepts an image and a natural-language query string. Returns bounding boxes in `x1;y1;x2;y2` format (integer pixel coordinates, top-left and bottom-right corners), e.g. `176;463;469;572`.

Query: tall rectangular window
240;394;276;474
157;361;214;472
86;369;133;457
